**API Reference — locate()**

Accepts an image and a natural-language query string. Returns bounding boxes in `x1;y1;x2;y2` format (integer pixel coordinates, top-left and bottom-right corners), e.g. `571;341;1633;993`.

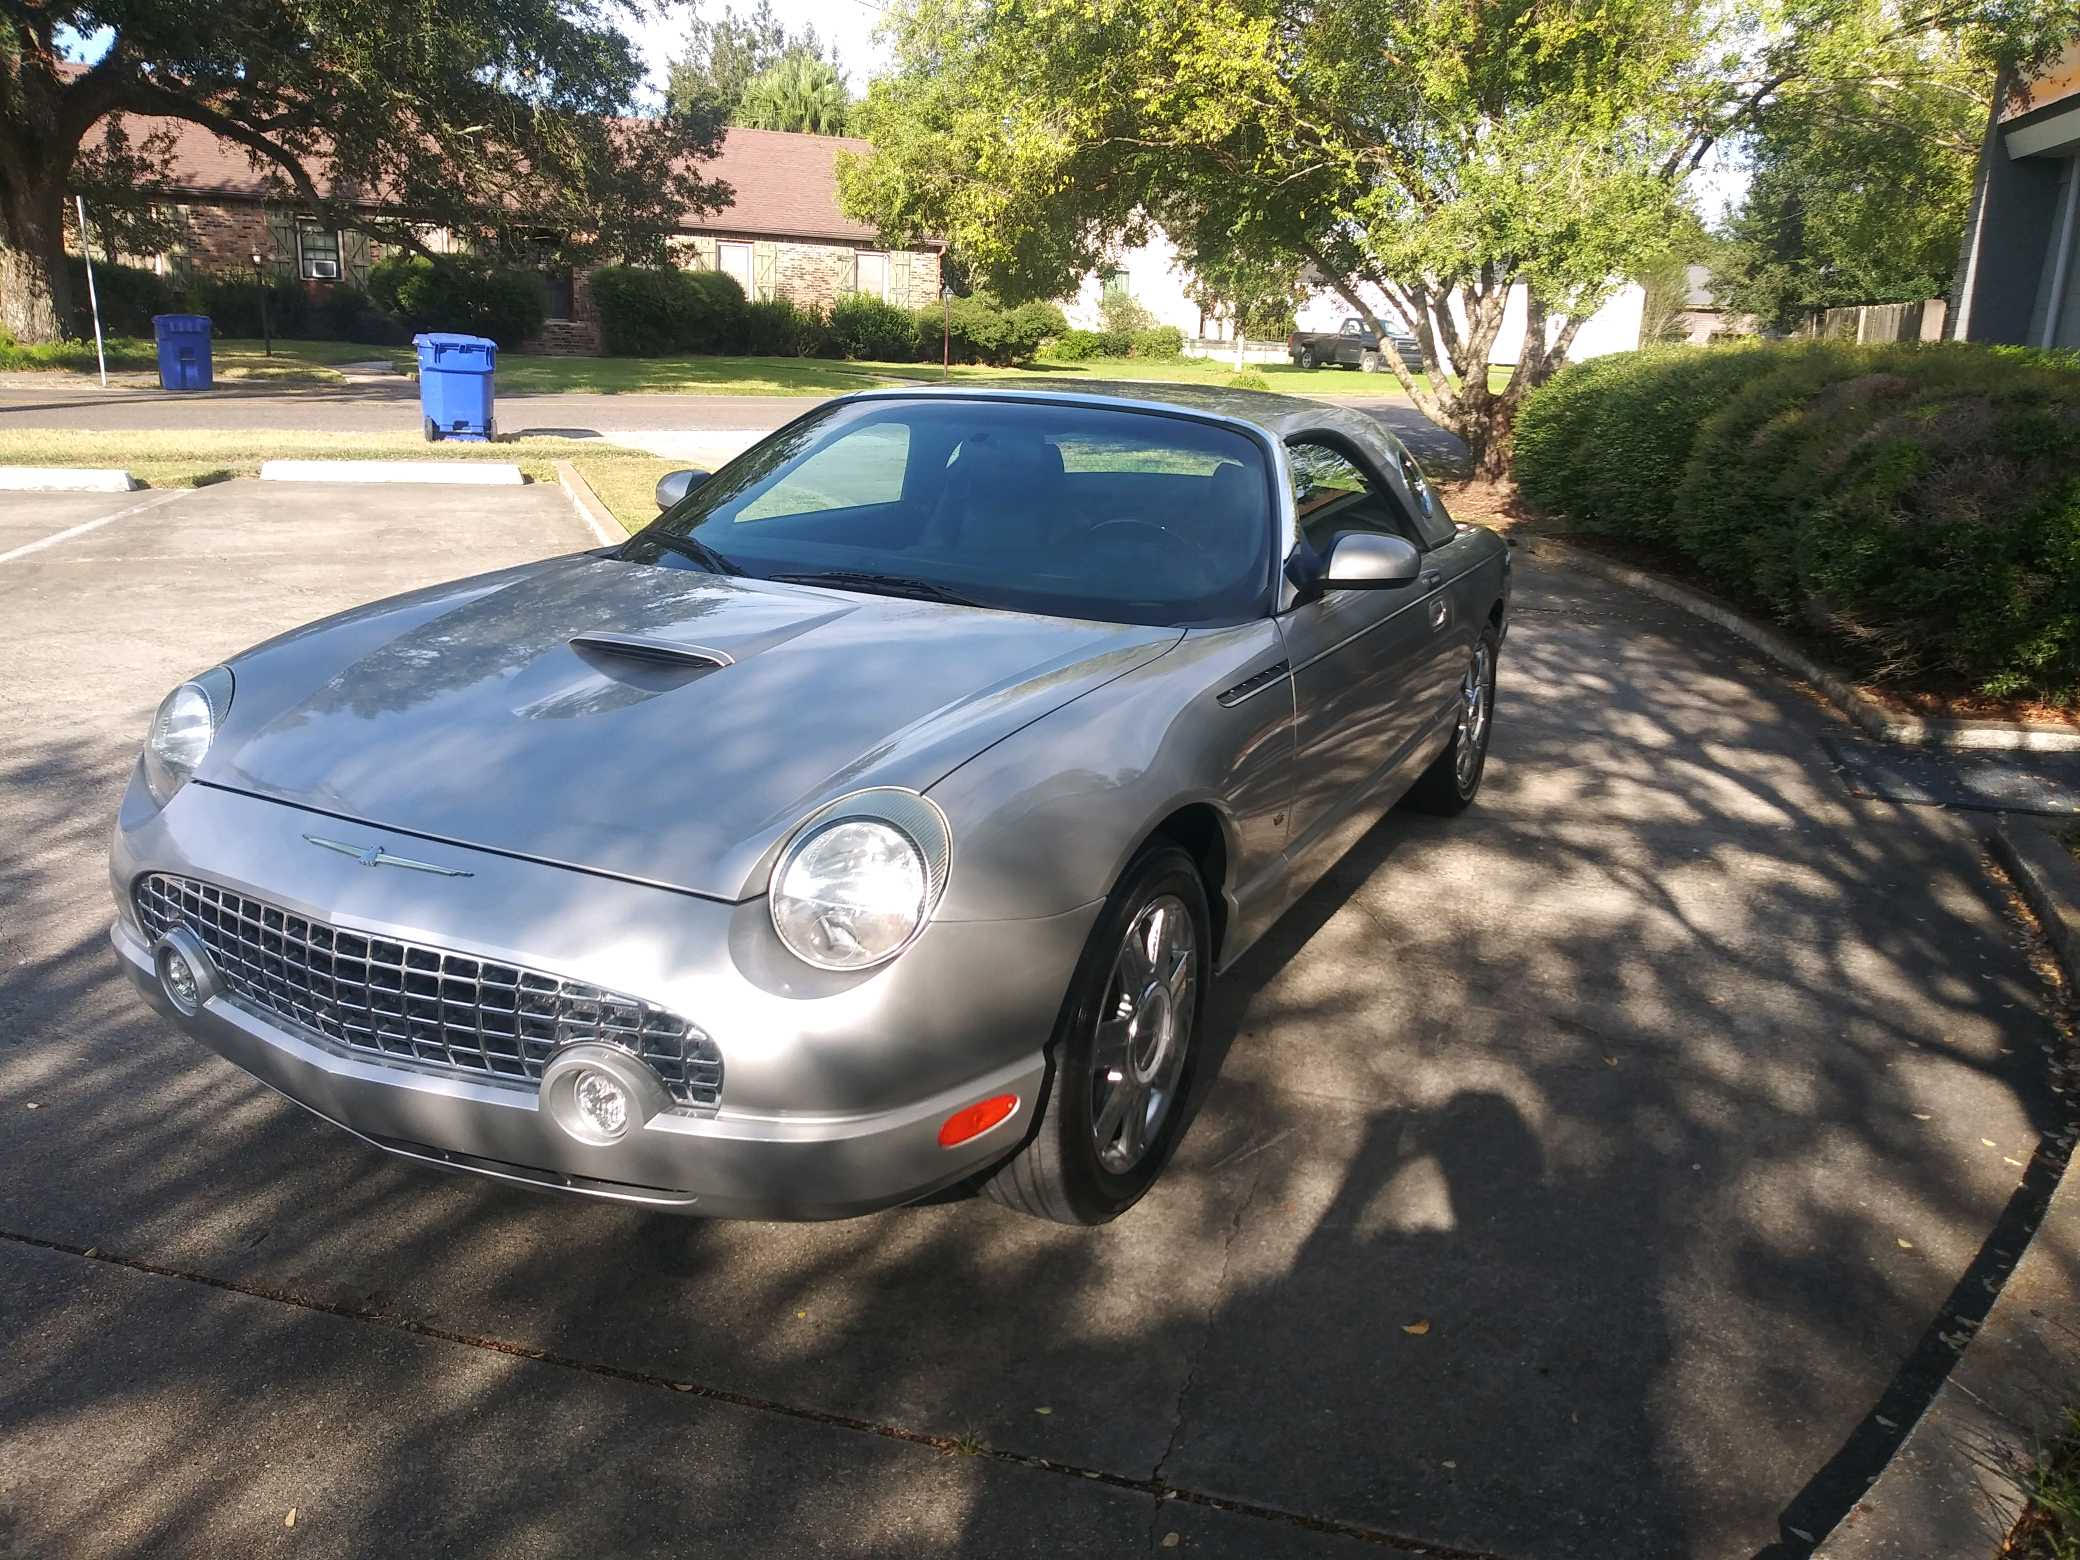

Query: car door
1334;319;1365;367
1275;437;1443;855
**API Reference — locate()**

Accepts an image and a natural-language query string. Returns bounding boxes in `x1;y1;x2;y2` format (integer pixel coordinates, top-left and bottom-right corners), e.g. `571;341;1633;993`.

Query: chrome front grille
135;873;722;1110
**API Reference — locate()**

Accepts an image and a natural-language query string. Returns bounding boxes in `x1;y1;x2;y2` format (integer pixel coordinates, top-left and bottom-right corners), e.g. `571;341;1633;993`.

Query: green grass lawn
0;335;391;384
0;426;682;531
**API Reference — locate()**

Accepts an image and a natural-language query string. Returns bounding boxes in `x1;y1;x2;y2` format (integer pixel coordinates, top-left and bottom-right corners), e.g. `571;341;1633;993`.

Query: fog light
539;1044;672;1148
151;928;218;1019
573;1068;629;1141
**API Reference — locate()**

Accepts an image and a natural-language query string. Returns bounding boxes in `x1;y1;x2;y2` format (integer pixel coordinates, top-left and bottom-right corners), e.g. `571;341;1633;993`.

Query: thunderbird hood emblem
302;834;474;877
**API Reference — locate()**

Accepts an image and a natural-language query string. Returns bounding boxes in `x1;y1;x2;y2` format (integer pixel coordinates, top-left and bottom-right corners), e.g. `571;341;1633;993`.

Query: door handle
1429;598;1448;630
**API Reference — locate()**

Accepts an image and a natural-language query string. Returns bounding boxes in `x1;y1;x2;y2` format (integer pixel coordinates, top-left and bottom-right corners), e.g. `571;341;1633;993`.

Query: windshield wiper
770;570;982;607
635;533;738;575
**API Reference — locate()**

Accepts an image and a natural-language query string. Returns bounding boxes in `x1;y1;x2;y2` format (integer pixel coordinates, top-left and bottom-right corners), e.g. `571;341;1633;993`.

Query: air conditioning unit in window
305;258;340;280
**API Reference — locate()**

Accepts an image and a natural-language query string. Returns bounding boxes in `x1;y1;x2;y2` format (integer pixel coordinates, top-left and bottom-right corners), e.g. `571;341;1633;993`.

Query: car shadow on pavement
0;554;2075;1558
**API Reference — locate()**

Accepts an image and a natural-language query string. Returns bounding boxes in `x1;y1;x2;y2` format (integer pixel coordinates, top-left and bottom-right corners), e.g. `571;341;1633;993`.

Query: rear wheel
1297;346;1317;369
1406;628;1498;815
981;844;1208;1225
423;416;439;443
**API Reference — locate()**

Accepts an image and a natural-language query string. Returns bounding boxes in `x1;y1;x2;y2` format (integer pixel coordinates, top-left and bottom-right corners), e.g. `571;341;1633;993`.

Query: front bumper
111;780;1093;1219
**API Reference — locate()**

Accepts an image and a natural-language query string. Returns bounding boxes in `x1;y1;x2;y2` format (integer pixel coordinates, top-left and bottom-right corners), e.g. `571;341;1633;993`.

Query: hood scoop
568;631;734;675
507;633;733;722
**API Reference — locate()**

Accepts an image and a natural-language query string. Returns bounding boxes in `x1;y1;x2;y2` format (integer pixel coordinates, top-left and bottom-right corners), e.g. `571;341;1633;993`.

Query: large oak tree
840;0;2080;472
1;0;728;342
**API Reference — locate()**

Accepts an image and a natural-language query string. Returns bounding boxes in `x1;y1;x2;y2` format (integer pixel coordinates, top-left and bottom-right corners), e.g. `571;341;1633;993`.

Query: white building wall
1071;231;1644;364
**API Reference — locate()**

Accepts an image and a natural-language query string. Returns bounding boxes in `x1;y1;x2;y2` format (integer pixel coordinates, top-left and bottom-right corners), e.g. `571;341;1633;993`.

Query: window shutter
754;241;777;302
890;253;912;309
264;209;296;281
342;229;371;288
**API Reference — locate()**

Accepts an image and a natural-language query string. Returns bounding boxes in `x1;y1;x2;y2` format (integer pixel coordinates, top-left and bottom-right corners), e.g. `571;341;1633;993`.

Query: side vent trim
1216;659;1291;707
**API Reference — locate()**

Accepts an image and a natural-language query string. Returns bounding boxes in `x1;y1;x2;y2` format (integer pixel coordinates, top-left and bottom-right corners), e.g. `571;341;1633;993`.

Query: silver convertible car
111;384;1509;1225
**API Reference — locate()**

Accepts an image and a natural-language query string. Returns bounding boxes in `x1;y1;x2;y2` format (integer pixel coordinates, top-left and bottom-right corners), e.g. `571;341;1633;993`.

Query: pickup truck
1287;317;1420;372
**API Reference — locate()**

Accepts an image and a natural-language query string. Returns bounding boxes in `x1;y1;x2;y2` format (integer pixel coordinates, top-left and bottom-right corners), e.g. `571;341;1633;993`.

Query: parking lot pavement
0;487;2067;1558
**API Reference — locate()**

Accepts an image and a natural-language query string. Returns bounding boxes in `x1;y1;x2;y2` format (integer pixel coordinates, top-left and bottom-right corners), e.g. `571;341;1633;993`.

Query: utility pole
250;251;273;356
75;196;108;387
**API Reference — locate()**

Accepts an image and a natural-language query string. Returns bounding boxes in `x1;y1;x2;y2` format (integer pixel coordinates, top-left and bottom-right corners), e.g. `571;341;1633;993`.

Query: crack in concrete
0;1227;1512;1558
1147;1144;1277;1552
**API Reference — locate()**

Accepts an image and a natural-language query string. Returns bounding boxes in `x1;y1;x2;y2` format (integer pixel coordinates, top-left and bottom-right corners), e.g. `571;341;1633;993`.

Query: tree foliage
1714;48;1984;330
839;0;2080;471
666;1;837;120
0;0;728;342
735;53;852;135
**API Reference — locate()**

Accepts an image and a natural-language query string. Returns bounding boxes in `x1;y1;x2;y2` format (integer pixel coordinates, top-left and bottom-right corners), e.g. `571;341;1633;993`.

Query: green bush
1050;328;1107;361
1131;325;1185;359
936;294;1058;366
189;273;313;339
829;293;916;360
743;297;822;356
587;265;746;355
1227;369;1271;391
1512;340;2080;702
369;256;545;349
65;258;174;337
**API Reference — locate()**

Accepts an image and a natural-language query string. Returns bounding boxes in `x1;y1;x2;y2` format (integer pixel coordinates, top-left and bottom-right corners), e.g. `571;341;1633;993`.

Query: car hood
206;556;1179;899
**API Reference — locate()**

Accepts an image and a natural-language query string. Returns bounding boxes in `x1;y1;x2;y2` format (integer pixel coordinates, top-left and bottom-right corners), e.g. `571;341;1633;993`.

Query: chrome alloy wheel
1455;641;1494;793
1090;894;1197;1174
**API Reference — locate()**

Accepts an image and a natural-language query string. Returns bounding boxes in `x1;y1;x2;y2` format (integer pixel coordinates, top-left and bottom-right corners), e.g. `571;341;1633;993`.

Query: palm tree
734;54;851;136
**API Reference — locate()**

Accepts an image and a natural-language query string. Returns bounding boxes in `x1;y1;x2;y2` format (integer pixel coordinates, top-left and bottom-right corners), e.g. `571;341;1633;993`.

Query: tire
1359;349;1383;373
1406;627;1499;816
981;843;1210;1225
1297;347;1317;369
423;416;439;443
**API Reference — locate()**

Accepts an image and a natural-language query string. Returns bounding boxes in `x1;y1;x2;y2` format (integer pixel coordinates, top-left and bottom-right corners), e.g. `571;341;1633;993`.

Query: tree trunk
1;175;72;344
1232;314;1245;370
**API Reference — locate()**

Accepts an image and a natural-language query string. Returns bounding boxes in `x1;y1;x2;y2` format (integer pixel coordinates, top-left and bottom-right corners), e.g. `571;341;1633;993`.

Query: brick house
81;118;940;354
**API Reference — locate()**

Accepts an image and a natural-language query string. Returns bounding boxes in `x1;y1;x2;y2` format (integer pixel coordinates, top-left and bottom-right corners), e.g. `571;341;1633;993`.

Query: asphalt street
0;481;2069;1558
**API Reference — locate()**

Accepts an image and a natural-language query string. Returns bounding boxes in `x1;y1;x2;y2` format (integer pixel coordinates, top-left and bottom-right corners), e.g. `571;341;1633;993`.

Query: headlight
769;790;951;971
142;665;234;805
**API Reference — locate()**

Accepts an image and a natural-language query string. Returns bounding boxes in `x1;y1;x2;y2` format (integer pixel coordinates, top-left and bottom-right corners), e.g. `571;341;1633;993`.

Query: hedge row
1050;325;1185;361
1512;341;2080;703
62;255;542;348
587;267;1068;366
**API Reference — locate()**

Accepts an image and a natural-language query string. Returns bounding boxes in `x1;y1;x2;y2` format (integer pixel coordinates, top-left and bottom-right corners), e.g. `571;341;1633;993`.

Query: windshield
621;398;1276;627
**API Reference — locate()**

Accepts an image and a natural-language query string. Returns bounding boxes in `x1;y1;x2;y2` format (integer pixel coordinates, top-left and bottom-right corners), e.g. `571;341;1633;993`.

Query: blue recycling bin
413;333;497;442
152;314;213;391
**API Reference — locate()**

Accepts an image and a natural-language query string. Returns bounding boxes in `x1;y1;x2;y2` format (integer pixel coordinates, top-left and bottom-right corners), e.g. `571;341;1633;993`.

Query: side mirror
655;469;710;511
1314;532;1422;590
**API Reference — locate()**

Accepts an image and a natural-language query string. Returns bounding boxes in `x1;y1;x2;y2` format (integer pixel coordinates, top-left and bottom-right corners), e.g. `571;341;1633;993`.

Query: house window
1099;267;1128;299
717;241;754;295
296;221;341;281
855;251;891;301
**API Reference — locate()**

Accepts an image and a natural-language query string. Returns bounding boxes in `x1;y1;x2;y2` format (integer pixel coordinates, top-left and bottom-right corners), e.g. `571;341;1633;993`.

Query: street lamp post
250;251;272;356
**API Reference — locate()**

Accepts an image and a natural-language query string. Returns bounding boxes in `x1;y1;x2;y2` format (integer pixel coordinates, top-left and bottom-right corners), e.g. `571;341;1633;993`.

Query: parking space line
0;488;193;566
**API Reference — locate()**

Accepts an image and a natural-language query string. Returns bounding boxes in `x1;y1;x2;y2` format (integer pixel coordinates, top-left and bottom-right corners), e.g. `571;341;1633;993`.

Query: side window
733;422;912;523
1286;440;1416;552
1338;319;1361;337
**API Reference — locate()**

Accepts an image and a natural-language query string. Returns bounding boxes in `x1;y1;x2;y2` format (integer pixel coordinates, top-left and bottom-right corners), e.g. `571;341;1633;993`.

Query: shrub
829;293;916;361
1131;325;1185;359
1227;369;1271;391
1098;290;1155;337
187;273;312;339
939;293;1054;366
1050;328;1107;361
65;258;174;337
744;297;822;356
368;255;545;349
587;265;746;355
1512;340;2080;703
314;285;411;346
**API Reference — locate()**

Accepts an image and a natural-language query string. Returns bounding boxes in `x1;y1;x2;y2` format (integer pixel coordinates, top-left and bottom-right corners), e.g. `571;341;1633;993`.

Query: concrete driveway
0;482;2066;1558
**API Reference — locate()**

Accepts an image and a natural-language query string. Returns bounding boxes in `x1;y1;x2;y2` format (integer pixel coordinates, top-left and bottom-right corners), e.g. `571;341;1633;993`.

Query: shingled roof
85;115;889;243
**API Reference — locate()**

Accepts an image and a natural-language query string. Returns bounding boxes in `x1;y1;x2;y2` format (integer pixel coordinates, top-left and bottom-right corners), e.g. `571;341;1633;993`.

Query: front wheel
1406;628;1498;815
981;844;1208;1225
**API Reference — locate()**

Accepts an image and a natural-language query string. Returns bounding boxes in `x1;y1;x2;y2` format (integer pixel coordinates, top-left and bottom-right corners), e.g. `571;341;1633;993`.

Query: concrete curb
0;466;140;493
1819;818;2080;1558
257;460;524;486
1528;537;2080;753
553;460;625;547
